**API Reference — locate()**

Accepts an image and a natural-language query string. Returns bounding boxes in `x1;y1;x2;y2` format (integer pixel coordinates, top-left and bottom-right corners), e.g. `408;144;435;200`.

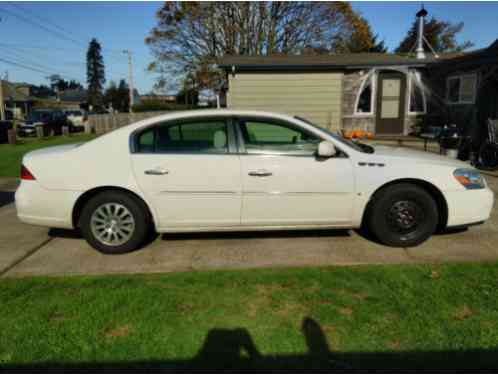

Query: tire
479;142;498;171
367;183;438;247
79;191;151;254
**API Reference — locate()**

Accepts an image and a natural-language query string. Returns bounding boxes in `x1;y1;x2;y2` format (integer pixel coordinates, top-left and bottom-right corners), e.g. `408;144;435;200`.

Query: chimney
415;6;428;59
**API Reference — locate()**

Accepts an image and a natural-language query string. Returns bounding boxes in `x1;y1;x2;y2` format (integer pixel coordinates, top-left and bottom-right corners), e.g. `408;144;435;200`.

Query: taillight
21;164;36;180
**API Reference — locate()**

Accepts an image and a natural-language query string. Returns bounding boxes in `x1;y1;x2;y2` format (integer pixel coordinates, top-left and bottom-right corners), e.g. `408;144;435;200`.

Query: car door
237;117;355;226
130;116;242;229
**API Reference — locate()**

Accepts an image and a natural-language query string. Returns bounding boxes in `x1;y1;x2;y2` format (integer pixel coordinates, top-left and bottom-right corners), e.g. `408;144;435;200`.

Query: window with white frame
446;74;477;104
354;73;375;115
408;73;426;114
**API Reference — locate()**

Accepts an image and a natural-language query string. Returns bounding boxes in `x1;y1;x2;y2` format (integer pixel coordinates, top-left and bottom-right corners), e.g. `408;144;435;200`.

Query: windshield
294;116;373;153
28;111;51;122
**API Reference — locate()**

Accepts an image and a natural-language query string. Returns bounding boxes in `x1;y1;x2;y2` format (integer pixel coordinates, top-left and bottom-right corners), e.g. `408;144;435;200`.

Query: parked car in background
17;109;68;137
16;110;494;254
64;110;86;127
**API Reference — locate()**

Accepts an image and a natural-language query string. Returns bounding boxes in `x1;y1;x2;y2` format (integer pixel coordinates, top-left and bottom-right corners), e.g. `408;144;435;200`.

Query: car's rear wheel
79;191;151;254
367;183;438;247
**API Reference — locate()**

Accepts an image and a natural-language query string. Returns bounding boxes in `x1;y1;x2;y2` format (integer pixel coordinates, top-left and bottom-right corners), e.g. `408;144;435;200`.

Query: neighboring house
58;89;88;110
1;81;35;118
218;13;498;139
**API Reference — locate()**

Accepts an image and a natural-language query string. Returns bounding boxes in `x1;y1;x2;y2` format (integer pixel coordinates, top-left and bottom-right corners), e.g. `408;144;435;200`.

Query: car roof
125;109;300;130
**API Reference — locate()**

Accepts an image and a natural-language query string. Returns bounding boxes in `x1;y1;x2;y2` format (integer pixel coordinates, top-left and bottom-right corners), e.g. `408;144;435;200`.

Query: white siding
227;72;343;130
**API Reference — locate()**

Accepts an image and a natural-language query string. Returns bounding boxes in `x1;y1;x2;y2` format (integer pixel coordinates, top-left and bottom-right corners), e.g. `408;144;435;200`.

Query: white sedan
16;110;494;254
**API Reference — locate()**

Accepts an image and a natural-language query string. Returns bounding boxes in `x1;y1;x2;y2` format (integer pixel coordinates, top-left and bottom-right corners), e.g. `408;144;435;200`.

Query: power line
0;6;86;47
0;42;127;66
0;56;83;82
1;4;127;59
0;6;131;84
0;45;86;70
0;42;83;52
7;1;87;44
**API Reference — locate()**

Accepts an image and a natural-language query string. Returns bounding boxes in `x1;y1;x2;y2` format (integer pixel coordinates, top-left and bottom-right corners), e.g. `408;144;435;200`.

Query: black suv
17;109;69;137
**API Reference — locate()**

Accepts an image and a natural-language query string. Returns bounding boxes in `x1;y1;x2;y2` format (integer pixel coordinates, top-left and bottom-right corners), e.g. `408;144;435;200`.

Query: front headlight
453;168;486;189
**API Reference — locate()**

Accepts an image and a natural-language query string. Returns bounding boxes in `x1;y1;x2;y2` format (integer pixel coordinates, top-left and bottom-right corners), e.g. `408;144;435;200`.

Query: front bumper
445;187;494;227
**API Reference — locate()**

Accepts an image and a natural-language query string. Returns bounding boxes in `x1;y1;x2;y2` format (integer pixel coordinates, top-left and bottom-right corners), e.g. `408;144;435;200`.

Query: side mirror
317;141;337;158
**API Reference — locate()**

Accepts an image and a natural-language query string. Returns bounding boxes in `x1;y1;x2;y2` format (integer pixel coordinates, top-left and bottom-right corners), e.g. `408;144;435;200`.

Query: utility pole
123;49;134;113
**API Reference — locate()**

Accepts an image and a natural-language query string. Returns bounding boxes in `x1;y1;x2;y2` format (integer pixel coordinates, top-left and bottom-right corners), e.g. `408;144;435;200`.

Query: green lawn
1;263;498;370
0;134;98;178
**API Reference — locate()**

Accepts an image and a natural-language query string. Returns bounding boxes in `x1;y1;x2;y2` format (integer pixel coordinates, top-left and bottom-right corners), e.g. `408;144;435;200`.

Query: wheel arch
72;186;156;229
362;178;449;231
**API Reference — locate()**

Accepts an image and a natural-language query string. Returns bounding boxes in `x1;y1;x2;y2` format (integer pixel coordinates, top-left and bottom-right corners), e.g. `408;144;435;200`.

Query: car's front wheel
79;191;151;254
367;183;439;247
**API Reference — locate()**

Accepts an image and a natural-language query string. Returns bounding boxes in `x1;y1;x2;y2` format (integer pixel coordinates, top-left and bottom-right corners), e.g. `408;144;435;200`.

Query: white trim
353;71;376;116
407;71;427;115
446;73;477;105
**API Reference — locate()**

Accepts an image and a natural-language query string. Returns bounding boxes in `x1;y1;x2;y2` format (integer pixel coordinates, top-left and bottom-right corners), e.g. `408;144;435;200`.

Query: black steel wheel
367;183;439;247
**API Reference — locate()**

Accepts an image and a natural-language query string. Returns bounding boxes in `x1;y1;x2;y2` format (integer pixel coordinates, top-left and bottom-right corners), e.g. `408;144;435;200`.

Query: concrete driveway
1;175;497;278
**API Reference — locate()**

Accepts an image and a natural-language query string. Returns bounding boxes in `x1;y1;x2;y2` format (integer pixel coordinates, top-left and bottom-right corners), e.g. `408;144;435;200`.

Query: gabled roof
218;53;446;71
433;39;498;67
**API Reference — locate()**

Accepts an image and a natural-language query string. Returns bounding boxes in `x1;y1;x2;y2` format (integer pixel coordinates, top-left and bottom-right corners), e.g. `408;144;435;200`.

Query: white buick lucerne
16;110;494;254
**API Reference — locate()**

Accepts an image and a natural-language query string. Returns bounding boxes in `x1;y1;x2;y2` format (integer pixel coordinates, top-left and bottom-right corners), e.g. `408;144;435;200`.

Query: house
0;81;35;119
58;89;88;110
218;10;498;140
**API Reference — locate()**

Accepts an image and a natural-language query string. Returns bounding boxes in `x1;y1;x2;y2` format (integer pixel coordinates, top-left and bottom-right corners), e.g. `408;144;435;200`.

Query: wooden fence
88;111;170;135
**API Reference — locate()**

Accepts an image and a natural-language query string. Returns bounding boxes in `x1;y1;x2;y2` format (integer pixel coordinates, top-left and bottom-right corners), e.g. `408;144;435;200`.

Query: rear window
135;119;228;154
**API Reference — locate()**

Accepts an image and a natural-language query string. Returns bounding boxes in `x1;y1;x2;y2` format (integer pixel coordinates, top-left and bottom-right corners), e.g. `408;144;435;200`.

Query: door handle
248;169;272;177
145;168;169;176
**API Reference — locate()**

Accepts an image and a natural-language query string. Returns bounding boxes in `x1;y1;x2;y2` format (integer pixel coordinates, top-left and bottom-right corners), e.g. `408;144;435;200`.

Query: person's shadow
2;317;498;371
189;317;351;370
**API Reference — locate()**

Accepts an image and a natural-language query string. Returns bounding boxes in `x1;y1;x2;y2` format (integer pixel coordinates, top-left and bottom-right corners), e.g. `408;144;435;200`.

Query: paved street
1;172;497;278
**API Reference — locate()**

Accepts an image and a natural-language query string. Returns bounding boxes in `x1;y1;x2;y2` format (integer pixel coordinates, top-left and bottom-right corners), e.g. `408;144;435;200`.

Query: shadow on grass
2;317;497;372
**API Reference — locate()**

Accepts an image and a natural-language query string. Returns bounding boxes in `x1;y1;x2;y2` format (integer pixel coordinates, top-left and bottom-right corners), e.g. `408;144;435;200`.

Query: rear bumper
445;187;494;227
15;180;80;229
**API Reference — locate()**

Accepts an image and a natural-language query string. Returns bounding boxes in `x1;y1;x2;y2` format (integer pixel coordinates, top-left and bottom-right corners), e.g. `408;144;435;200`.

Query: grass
0;134;98;178
1;263;498;370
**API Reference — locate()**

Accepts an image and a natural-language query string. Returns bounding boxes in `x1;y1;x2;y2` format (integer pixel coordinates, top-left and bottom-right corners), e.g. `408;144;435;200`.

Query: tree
47;75;84;92
104;79;130;112
31;84;55;98
145;2;360;91
332;15;387;53
86;38;106;109
395;16;473;54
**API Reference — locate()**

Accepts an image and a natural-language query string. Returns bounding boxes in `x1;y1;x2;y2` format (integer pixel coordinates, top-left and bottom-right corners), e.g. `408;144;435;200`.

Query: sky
0;1;497;95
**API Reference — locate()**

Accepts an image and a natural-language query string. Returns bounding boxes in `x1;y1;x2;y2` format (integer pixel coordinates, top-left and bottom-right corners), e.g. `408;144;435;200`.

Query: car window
136;119;228;154
239;119;321;155
137;128;155;153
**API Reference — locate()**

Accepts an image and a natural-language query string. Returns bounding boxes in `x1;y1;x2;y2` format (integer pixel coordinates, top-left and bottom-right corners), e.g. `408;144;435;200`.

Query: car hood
24;144;80;161
372;145;470;168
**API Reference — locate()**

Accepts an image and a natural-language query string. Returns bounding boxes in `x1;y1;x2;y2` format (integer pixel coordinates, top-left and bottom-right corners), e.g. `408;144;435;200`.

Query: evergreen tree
395;16;473;53
104;79;130;112
86;38;106;109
